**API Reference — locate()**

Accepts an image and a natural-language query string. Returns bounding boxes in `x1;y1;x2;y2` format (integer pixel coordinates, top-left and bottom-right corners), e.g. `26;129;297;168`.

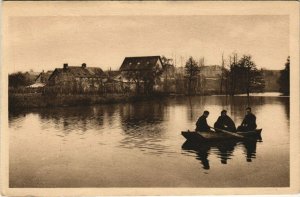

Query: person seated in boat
195;111;211;132
214;110;236;132
237;107;257;132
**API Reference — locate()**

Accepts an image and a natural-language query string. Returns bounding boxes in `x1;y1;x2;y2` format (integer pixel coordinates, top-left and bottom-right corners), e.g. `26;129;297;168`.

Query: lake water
9;95;289;187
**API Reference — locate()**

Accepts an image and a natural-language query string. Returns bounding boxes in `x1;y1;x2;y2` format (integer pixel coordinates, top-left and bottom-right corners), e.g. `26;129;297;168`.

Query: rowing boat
181;129;262;142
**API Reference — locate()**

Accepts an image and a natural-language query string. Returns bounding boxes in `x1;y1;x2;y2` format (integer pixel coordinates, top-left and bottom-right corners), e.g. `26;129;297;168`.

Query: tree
184;57;200;95
122;65;163;95
9;72;32;88
219;54;228;95
227;55;265;96
122;71;143;94
238;55;265;96
142;65;163;95
278;56;290;96
161;56;175;93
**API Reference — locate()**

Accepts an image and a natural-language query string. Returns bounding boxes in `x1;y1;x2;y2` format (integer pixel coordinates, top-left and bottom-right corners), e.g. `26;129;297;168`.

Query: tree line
9;72;34;88
184;54;265;96
277;56;290;96
184;54;290;96
9;55;290;96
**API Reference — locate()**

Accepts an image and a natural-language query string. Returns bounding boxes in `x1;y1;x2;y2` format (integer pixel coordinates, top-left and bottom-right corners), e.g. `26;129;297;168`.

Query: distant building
105;70;122;82
262;69;281;92
199;65;223;94
104;70;126;93
28;70;53;88
23;69;40;85
174;65;223;94
47;63;107;94
200;65;222;78
35;70;53;84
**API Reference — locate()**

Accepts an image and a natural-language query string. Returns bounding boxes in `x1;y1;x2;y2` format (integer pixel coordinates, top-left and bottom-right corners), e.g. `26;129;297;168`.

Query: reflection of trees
9;106;120;135
185;96;208;122
119;101;165;133
282;97;290;120
118;101;171;154
36;107;103;133
104;104;118;126
9;110;27;123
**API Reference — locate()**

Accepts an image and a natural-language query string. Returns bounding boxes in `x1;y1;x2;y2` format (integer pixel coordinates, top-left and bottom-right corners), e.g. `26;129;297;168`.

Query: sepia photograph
1;1;299;196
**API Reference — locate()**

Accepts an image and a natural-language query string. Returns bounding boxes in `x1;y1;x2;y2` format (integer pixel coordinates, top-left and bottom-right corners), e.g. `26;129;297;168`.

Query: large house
120;56;163;71
119;56;164;93
47;63;107;94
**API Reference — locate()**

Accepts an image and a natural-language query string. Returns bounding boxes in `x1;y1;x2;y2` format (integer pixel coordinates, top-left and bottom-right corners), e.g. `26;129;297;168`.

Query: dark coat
240;113;257;131
196;115;210;132
214;115;236;132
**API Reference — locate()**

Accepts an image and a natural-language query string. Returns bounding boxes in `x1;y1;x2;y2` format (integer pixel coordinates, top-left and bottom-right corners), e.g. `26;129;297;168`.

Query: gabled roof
105;70;121;78
119;56;163;71
49;65;106;81
35;70;53;82
200;65;222;71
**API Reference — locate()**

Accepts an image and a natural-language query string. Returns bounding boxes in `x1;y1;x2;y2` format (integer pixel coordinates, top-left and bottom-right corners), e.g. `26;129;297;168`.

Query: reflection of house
119;56;164;93
47;63;107;94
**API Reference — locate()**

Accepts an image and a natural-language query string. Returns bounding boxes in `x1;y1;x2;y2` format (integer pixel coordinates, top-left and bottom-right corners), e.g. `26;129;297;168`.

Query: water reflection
183;96;289;127
215;141;236;164
9;95;289;187
182;141;211;170
182;138;261;169
241;140;257;162
118;102;176;155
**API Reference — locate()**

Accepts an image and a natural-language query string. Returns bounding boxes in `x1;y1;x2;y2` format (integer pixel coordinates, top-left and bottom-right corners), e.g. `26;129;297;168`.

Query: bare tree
161;56;175;93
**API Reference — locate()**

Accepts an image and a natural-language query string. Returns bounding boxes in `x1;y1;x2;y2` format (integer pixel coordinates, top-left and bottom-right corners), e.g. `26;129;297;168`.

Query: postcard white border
1;1;299;196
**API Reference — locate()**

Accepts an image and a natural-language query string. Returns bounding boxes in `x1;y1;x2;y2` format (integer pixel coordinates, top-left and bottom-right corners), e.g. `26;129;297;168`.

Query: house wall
47;72;105;94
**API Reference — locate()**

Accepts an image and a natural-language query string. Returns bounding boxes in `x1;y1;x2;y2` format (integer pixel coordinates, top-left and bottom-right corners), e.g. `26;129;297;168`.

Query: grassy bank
9;93;165;110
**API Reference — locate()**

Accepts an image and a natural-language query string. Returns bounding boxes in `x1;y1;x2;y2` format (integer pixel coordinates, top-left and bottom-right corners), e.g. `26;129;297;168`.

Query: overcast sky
8;15;289;73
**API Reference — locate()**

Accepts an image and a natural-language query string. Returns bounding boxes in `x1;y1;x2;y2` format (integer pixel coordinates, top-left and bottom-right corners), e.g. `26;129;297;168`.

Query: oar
209;126;246;139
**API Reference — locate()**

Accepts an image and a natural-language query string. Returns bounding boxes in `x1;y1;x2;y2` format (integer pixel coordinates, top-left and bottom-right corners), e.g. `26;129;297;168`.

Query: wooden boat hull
181;129;262;142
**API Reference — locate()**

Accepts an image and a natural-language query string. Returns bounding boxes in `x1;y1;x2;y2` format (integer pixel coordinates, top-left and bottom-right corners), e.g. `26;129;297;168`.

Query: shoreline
9;92;288;111
9;93;169;110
